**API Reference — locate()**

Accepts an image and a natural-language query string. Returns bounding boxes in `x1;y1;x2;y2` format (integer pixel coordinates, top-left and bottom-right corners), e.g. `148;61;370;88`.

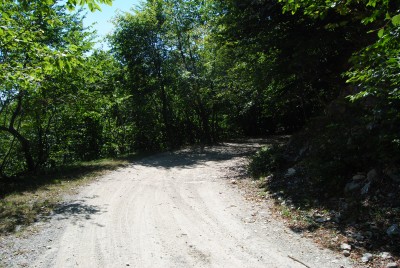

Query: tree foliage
0;0;121;177
0;0;399;181
109;0;222;149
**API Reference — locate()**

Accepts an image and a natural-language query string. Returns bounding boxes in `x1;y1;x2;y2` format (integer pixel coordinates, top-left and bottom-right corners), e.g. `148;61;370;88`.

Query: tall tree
0;1;94;176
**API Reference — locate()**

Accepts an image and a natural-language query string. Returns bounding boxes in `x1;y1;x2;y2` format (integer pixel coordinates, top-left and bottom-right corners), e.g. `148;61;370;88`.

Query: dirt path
1;142;353;268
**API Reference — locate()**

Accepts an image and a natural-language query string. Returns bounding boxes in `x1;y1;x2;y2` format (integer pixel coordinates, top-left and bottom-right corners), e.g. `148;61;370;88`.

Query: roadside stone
352;174;366;181
386;262;398;268
230;179;237;185
342;250;350;257
266;174;273;180
285;168;296;177
387;224;400;237
363;231;373;238
344;181;361;192
361;253;373;263
367;169;378;182
333;215;341;223
386;168;400;182
340;243;351;251
361;182;371;195
379;252;393;260
352;233;364;240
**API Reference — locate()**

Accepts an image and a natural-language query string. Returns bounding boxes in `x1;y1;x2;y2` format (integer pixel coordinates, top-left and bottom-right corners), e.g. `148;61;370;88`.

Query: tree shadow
0;140;281;197
132;141;268;169
0;159;131;198
222;136;400;260
48;200;105;228
264;169;400;259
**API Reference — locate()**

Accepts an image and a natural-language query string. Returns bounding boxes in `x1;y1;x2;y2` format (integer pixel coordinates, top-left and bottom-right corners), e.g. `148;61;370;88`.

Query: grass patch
0;153;151;235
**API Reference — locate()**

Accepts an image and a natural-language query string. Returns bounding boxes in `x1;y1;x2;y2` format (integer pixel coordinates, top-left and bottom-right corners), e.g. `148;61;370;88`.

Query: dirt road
1;142;353;268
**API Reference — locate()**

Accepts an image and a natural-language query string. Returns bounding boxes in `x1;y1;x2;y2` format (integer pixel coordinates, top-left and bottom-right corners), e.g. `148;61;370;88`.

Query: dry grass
0;157;135;235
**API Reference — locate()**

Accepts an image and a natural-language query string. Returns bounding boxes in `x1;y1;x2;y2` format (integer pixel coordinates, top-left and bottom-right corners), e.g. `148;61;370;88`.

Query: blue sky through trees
83;0;140;49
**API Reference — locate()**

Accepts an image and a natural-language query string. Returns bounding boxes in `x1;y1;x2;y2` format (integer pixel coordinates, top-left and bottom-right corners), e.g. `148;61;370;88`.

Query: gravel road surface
1;142;353;268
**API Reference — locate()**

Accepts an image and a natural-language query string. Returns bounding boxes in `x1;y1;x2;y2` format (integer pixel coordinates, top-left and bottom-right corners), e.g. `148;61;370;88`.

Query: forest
0;0;399;190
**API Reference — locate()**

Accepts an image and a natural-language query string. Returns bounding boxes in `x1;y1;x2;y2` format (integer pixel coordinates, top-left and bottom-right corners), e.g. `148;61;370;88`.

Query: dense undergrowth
249;97;400;262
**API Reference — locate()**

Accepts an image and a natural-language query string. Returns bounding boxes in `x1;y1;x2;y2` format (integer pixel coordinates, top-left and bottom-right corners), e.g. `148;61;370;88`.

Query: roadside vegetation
1;0;399;266
0;157;133;234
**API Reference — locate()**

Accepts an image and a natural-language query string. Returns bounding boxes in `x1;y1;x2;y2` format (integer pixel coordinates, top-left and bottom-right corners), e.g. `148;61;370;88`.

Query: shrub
249;145;284;177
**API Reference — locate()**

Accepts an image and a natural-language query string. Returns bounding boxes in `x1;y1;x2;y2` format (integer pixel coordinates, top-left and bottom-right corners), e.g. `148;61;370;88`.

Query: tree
110;0;220;149
277;0;400;165
210;0;367;134
110;3;172;149
0;1;96;176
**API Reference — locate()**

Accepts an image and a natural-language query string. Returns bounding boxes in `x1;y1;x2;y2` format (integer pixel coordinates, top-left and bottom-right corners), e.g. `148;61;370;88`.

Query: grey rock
298;145;308;157
285;168;296;177
361;257;369;263
342;250;350;257
361;182;371;195
363;231;373;238
339;201;348;210
353;232;364;240
340;243;351;250
379;252;393;260
14;225;22;232
352;174;366;181
386;262;398;268
361;253;373;263
386;169;400;182
344;181;361;192
367;169;378;182
387;224;400;237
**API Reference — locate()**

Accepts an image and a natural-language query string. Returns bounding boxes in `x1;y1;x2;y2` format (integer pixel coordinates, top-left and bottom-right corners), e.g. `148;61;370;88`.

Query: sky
82;0;141;49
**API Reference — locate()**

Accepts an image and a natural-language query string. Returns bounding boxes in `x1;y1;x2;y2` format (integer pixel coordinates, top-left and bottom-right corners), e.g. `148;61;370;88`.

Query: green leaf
366;0;377;7
391;14;400;26
378;28;384;38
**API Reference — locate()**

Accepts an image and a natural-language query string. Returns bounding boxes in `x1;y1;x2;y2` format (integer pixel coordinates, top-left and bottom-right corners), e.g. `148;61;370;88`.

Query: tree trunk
0;126;35;172
0;92;36;172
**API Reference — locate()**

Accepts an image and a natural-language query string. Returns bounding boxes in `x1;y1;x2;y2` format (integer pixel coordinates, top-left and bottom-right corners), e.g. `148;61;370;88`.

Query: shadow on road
133;139;280;170
51;201;103;223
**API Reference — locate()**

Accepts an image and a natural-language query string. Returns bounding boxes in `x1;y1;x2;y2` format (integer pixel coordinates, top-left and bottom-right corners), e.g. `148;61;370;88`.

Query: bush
249;145;284;177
